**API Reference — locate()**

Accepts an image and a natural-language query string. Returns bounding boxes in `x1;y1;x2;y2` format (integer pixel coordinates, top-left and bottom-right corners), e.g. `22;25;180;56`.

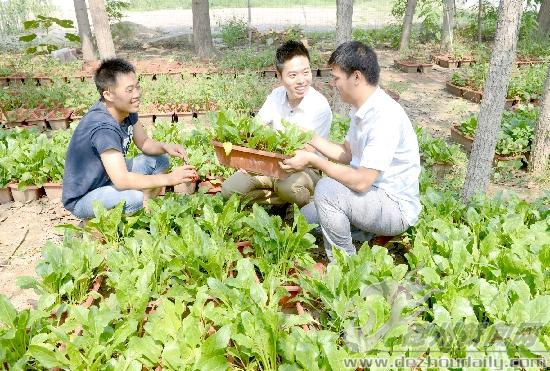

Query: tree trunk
460;0;523;203
538;0;550;37
399;0;418;52
192;0;215;59
528;65;550;174
477;0;483;42
440;0;455;52
88;0;115;59
73;0;96;61
336;0;354;47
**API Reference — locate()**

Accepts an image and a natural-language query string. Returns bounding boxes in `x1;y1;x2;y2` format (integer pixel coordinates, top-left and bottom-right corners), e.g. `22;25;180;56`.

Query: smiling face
278;55;312;105
102;72;141;116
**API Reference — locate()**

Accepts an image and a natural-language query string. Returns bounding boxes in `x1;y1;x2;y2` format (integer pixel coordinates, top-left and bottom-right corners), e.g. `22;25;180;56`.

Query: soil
1;43;546;311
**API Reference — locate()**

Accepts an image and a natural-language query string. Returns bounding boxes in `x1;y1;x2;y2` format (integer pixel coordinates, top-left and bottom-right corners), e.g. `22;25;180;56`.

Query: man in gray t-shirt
62;58;197;219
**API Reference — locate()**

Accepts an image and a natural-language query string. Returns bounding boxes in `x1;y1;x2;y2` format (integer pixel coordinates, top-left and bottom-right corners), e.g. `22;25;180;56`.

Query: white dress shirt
346;87;421;226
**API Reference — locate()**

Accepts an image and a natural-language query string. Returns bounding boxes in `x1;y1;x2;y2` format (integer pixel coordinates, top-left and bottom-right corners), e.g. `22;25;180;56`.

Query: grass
126;0;393;11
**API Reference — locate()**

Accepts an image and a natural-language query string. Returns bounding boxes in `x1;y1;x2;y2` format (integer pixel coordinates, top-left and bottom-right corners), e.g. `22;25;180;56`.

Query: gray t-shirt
62;100;137;212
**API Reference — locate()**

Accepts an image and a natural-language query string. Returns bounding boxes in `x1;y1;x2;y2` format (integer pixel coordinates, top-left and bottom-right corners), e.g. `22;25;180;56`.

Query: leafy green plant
416;127;465;166
329;114;350;144
17;234;105;307
458;106;538;155
19;15;80;55
352;24;402;49
106;0;130;23
244;204;316;278
214;111;313;156
218;16;249;47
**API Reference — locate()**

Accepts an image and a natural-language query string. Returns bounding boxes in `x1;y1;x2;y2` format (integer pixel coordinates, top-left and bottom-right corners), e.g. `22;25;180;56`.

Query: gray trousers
301;177;409;261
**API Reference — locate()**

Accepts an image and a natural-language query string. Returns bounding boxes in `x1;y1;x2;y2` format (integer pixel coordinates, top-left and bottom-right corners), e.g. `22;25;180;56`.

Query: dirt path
0;49;544;311
0;198;79;310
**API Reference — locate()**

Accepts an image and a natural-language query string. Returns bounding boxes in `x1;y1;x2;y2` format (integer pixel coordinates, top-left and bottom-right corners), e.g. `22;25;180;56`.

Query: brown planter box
446;81;465;97
43;182;63;200
139;113;155;125
0;187;13;204
438;59;459;68
153;112;174;123
33;77;52;86
394;60;432;73
450;125;527;163
173;181;197;195
0;77;9;87
47;119;69;130
450;125;473;152
8;184;44;202
8;76;26;86
212;140;290;179
259;69;278;78
462;88;483;103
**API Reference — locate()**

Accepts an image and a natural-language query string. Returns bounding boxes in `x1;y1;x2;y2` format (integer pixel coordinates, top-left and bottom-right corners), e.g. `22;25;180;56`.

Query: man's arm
133;123;188;160
308;134;352;164
281;150;379;193
100;149;195;190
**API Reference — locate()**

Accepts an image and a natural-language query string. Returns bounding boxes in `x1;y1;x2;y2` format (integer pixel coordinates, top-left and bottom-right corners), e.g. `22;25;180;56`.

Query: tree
538;0;550;37
528;65;550;174
336;0;354;47
192;0;215;59
440;0;455;52
89;0;115;59
73;0;96;61
399;0;418;52
460;0;523;203
477;0;483;42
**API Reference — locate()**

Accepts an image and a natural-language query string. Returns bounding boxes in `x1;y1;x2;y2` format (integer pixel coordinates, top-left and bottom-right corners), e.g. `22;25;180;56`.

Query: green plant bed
452;105;538;160
450;63;547;103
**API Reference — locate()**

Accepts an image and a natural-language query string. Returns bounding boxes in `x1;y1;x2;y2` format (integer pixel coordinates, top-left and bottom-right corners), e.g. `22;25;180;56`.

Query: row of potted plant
447;63;546;105
0;127;70;203
1;73;271;125
450;104;538;164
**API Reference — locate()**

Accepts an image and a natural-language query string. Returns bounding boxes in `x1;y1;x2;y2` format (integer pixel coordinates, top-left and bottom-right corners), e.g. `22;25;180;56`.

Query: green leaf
19;33;37;42
418;267;440;285
53;18;74;28
0;294;17;325
23;20;39;30
28;344;69;368
64;33;80;42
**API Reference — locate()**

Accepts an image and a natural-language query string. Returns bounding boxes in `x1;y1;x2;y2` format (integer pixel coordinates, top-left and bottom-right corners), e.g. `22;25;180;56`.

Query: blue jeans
72;154;169;219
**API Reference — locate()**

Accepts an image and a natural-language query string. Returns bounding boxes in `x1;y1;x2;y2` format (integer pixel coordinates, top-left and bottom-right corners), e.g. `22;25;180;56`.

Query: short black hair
328;41;380;85
94;58;136;100
275;40;310;72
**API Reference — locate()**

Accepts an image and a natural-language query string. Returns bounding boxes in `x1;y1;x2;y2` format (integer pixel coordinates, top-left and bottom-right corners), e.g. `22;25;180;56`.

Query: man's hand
303;143;317;152
280;150;315;172
162;143;188;162
169;165;198;185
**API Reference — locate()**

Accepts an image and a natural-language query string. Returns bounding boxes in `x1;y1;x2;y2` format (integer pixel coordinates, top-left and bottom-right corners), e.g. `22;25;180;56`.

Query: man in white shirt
281;41;421;260
221;40;332;207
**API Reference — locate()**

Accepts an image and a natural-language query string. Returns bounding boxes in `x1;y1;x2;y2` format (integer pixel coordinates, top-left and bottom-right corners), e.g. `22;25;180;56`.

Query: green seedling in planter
458;106;538;155
214;111;313;156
